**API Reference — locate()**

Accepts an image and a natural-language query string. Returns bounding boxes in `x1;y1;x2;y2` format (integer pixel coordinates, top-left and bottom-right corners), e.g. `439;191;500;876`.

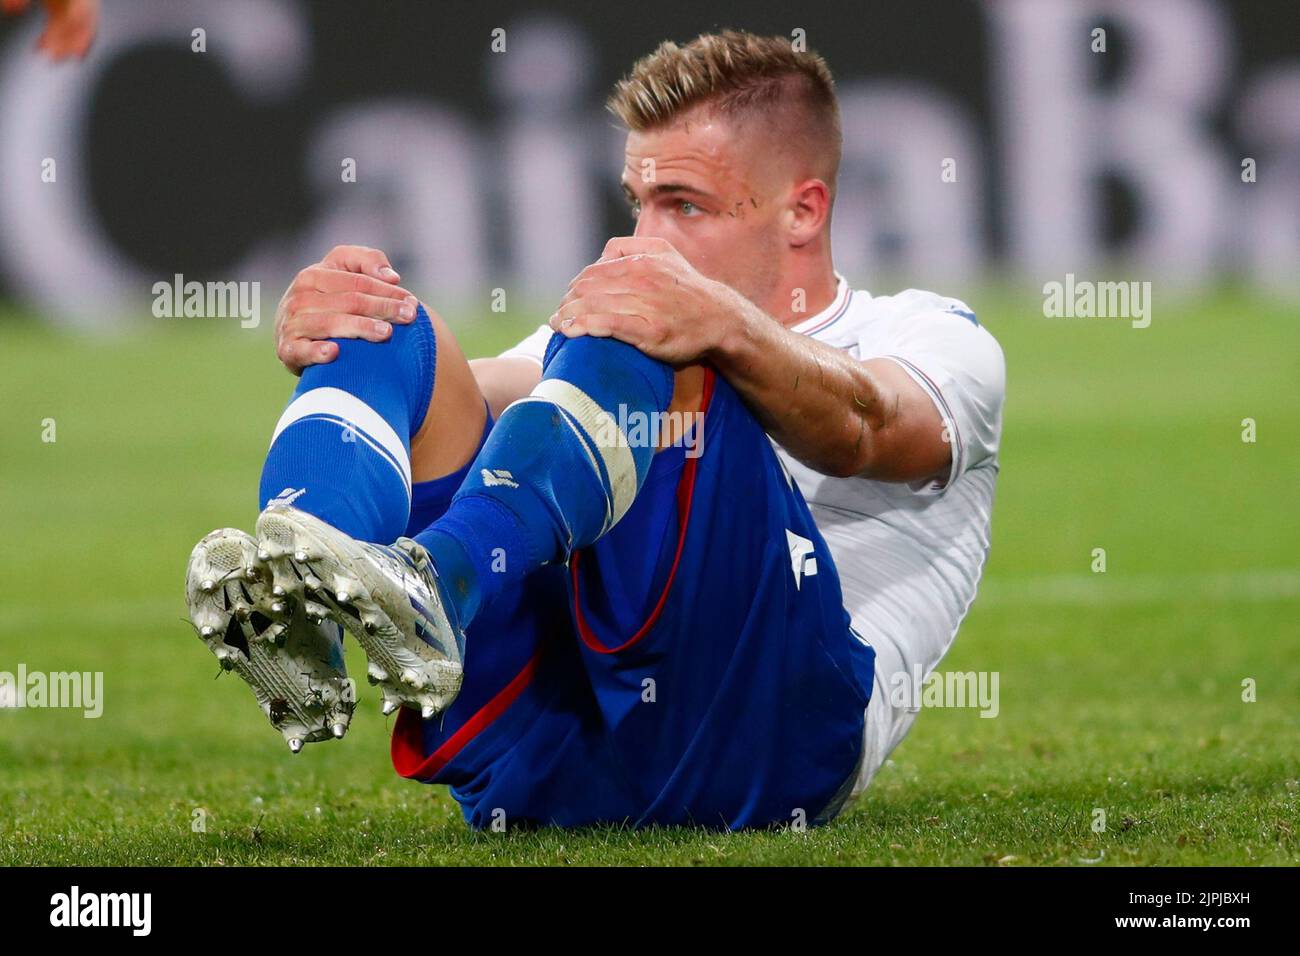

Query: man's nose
633;209;666;241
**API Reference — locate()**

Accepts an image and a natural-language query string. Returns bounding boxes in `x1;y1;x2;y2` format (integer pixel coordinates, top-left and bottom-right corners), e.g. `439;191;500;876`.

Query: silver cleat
254;504;464;721
185;527;356;750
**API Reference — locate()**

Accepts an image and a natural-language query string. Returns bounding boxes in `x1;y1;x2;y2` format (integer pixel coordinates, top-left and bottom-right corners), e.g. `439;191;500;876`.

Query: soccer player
185;31;1004;829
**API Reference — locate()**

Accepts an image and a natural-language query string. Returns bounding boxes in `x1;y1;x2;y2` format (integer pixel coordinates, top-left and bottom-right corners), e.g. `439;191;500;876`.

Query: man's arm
469;357;542;419
551;237;950;483
710;303;949;481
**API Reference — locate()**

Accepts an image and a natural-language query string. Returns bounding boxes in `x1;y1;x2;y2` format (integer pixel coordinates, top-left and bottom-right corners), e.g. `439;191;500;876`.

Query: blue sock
415;334;673;627
258;307;437;543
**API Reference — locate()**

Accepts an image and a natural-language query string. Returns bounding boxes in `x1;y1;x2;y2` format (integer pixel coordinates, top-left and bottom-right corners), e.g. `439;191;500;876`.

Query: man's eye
678;201;700;216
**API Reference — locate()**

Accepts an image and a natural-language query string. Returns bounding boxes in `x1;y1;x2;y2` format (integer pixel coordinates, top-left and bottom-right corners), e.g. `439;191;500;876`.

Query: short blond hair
607;30;841;180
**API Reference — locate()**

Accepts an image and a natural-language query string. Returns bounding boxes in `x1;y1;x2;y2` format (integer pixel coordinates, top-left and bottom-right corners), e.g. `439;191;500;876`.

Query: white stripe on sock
529;379;639;527
269;387;412;499
506;396;612;534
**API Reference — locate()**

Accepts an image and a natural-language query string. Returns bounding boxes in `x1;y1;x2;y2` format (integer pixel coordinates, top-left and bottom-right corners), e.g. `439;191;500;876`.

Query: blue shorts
390;367;874;830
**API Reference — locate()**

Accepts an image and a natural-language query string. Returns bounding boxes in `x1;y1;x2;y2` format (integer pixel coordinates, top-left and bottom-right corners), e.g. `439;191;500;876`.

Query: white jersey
776;277;1004;730
500;274;1005;785
787;277;1004;798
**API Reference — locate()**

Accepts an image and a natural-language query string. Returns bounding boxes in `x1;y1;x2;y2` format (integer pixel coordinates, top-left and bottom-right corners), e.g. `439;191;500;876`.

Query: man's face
621;110;787;306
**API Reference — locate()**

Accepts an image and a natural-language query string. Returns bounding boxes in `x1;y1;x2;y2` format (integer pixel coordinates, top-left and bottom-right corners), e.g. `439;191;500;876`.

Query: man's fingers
289;312;396;344
550;292;645;329
310;341;340;364
319;245;401;283
550;312;632;340
278;338;338;375
38;1;98;60
563;258;643;296
276;313;385;373
308;265;410;297
550;314;601;337
306;268;416;309
320;244;400;281
292;291;416;324
599;235;673;261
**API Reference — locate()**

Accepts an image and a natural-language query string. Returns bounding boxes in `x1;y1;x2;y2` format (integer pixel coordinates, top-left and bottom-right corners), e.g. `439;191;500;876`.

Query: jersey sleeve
497;323;555;364
867;308;1005;494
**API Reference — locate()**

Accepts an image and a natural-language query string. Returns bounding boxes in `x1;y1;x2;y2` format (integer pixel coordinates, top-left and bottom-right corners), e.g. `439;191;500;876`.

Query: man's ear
787;178;832;247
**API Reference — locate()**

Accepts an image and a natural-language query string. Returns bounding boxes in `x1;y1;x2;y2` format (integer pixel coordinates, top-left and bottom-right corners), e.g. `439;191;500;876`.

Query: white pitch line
975;568;1300;608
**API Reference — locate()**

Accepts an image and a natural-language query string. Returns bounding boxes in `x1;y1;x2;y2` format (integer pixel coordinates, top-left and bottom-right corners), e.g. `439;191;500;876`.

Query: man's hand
549;236;951;483
548;236;743;367
2;0;100;61
274;245;420;374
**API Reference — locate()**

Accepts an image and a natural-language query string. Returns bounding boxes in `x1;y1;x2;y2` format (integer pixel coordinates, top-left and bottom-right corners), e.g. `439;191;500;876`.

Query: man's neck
763;260;839;328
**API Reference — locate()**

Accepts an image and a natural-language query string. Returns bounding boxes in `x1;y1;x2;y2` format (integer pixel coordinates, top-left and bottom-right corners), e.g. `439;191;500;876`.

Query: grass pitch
1;288;1297;865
